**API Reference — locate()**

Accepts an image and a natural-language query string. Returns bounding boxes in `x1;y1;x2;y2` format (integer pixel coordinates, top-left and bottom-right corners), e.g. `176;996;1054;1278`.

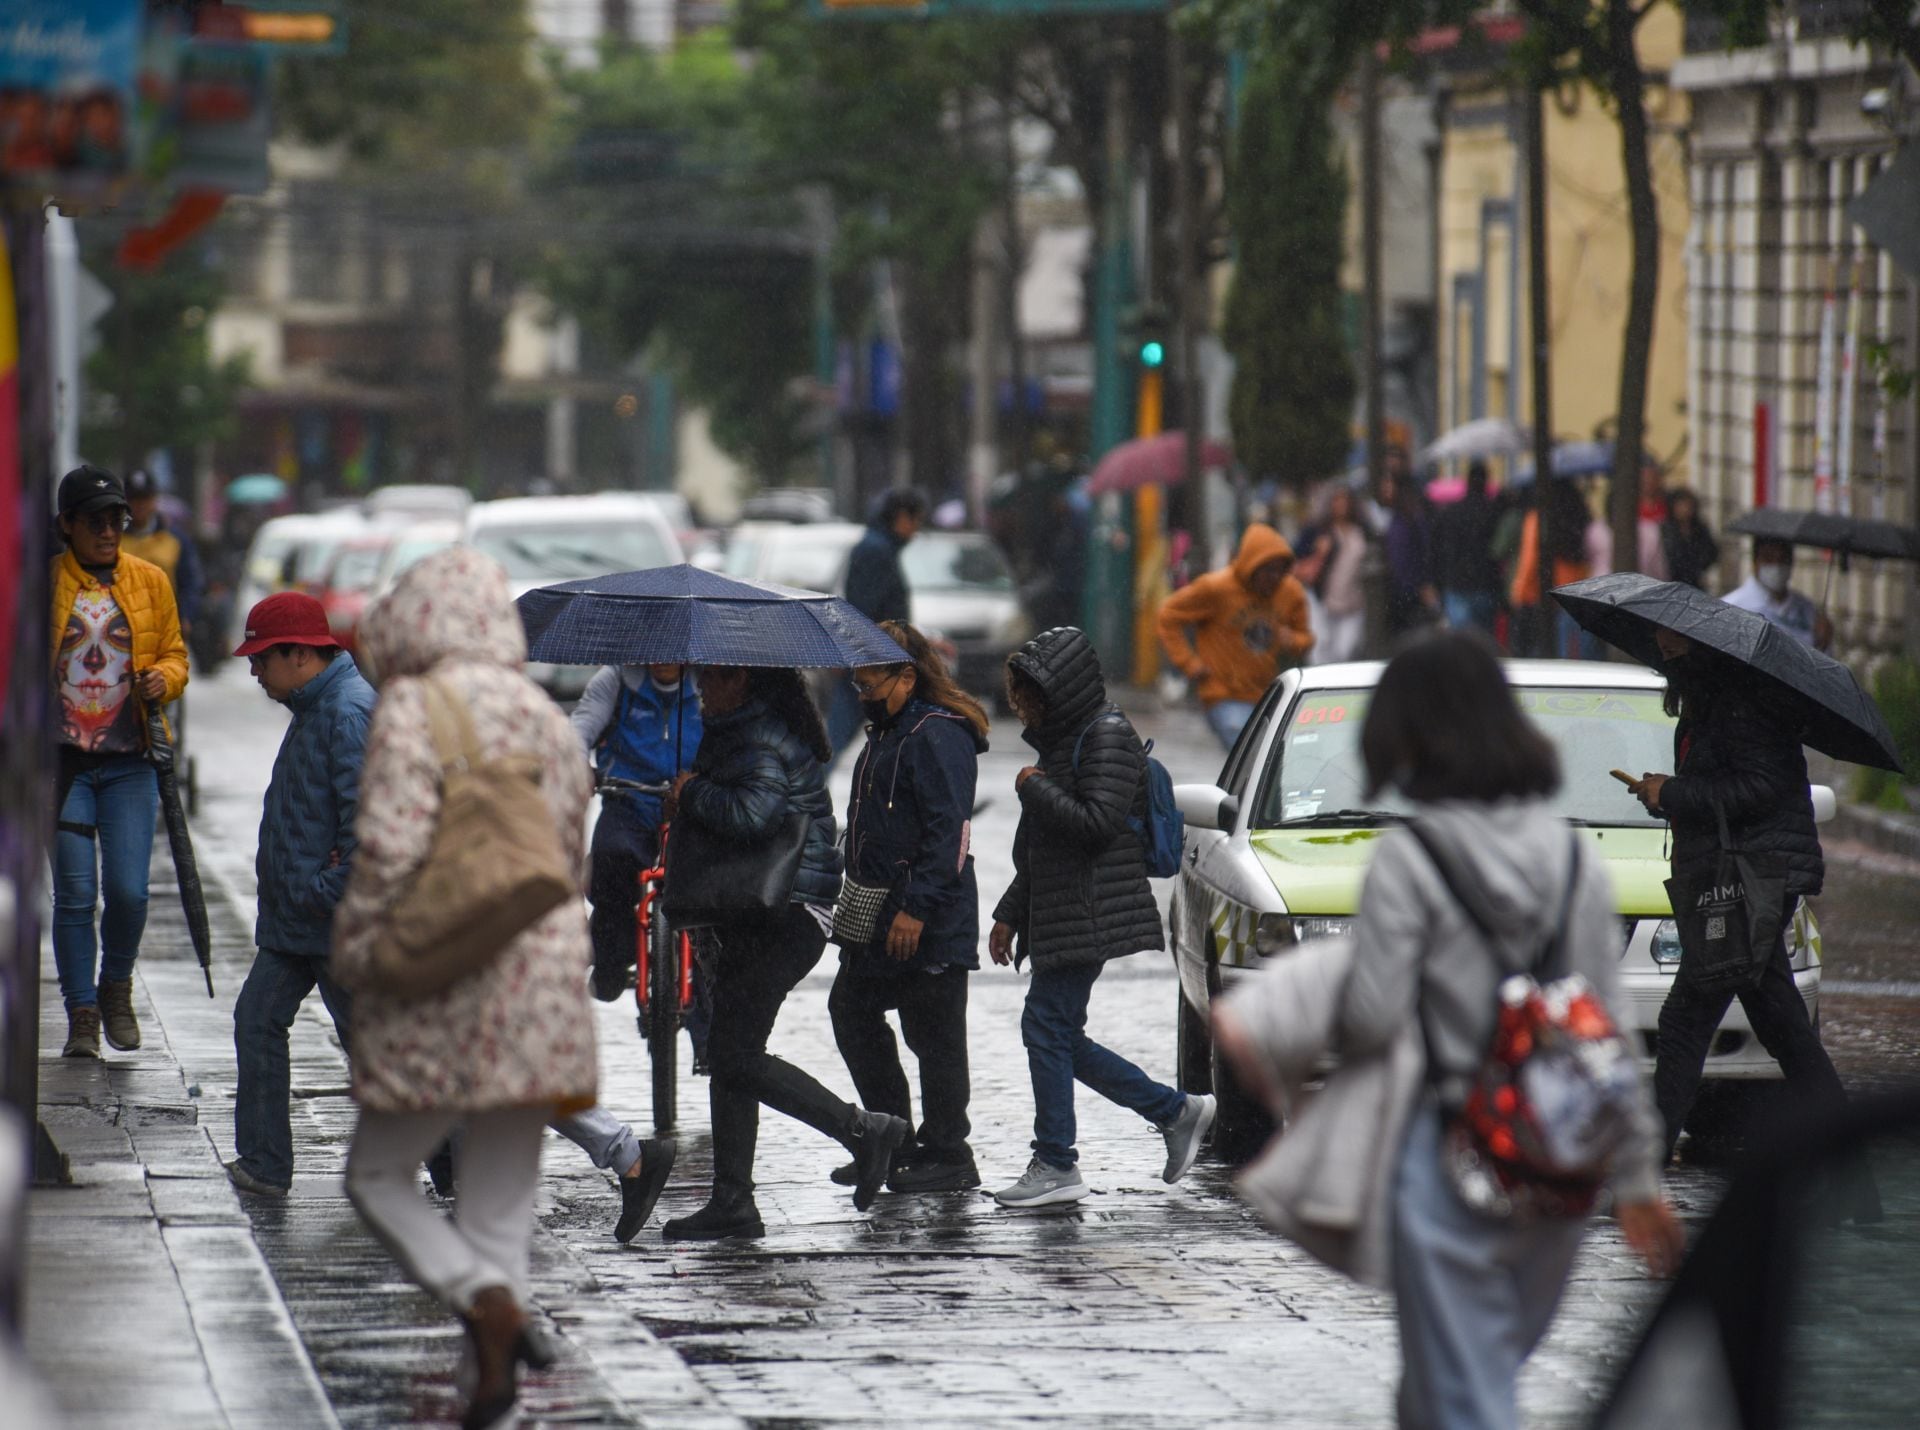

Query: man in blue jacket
828;488;926;757
225;592;376;1197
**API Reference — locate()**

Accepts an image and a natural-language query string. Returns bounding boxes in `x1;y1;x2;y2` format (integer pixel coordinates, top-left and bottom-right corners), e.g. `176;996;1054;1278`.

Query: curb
1831;801;1920;863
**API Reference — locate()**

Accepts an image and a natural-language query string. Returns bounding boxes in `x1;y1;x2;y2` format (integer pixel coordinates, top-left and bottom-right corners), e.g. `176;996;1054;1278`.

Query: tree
1221;33;1356;486
79;235;250;473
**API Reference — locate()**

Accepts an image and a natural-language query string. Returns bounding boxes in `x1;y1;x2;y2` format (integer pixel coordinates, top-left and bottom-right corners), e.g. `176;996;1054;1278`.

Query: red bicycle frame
634;822;693;1015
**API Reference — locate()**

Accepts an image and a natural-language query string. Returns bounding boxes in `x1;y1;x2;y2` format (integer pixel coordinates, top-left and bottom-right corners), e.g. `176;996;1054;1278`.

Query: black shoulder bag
662;803;812;928
1662;798;1787;994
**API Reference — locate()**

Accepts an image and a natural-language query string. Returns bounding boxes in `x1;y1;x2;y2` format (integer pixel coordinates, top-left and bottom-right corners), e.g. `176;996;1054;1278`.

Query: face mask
1755;563;1790;597
860;698;892;726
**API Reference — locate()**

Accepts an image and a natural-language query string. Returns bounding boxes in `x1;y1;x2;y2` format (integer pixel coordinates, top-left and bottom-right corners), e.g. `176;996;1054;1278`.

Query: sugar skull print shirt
59;586;143;754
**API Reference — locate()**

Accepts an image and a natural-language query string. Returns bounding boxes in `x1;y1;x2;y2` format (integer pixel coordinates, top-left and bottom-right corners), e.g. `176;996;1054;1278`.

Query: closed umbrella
145;706;215;996
515;564;911;670
1551;572;1901;771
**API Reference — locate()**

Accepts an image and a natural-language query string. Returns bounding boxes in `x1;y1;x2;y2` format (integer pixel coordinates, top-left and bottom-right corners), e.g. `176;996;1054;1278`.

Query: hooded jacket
991;627;1163;971
255;653;376;957
1336;801;1664;1207
1658;667;1823;898
1155;525;1314;706
331;547;597;1117
844;694;986;974
680;692;844;909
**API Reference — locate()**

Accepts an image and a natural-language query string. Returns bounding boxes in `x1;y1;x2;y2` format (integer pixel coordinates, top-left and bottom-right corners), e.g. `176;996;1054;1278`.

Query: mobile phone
1609;768;1635;786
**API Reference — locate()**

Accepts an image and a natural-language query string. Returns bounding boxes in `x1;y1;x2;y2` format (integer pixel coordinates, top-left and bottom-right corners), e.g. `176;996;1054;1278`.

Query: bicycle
596;776;695;1133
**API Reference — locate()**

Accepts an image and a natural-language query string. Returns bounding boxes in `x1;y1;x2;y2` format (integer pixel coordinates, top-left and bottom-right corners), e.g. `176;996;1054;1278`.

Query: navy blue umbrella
515;564;910;669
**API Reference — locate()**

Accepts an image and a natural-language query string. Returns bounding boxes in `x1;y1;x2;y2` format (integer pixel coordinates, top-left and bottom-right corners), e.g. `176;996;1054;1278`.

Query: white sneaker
992;1158;1090;1207
1160;1094;1216;1183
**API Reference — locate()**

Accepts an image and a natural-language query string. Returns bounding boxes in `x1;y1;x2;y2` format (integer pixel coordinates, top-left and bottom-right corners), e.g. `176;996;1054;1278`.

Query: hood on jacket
1231;523;1296;587
1408;801;1582;944
359;546;527;685
1007;626;1107;739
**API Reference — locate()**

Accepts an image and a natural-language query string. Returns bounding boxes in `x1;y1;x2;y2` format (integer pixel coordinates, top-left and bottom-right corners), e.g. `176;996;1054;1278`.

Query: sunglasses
849;669;904;699
73;507;131;534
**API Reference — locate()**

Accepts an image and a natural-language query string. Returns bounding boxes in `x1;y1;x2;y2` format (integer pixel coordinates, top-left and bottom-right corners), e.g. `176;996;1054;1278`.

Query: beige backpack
364;676;574;998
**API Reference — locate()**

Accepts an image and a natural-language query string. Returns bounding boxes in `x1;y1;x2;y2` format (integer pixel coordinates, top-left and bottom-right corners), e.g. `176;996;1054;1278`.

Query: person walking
1333;632;1681;1430
1155;524;1314;749
829;622;988;1194
1431;461;1502;637
1509;481;1596;658
224;593;375;1198
988;627;1215;1206
50;464;189;1059
332;548;601;1429
1624;630;1856;1162
1308;487;1370;663
660;665;909;1240
1722;537;1832;650
1380;472;1440;637
121;467;206;640
1658;487;1720;591
829;488;928;756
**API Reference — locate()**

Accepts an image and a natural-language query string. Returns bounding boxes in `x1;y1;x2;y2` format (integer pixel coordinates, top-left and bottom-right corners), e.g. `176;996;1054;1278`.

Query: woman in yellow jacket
50;466;189;1059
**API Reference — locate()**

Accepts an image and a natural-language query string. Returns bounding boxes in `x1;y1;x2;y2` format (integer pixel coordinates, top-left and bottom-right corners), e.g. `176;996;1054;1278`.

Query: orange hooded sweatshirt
1156;524;1315;705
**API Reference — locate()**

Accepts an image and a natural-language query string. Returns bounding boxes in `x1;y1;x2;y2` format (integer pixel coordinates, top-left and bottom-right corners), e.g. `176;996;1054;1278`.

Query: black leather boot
662;1189;764;1241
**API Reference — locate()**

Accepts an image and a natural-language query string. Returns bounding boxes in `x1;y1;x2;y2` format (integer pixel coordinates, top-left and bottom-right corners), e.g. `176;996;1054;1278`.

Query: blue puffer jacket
255;654;377;956
681;695;843;908
843;696;985;975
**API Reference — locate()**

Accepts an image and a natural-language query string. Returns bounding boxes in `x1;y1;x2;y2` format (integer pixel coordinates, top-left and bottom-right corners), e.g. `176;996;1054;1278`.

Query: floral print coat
331;547;597;1116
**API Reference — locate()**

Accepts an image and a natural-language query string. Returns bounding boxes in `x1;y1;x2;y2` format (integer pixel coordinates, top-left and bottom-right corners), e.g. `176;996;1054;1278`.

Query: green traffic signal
1139;340;1165;368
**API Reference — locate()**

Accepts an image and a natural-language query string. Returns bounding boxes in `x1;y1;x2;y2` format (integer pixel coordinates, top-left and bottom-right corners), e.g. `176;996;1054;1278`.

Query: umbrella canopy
516;564;912;669
1085;431;1232;495
1512;439;1615;486
1727;507;1920;564
225;473;289;506
1421;417;1529;464
1551;572;1901;771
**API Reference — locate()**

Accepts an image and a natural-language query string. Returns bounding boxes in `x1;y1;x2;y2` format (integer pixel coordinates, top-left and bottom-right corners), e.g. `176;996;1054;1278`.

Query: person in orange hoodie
1157;524;1314;748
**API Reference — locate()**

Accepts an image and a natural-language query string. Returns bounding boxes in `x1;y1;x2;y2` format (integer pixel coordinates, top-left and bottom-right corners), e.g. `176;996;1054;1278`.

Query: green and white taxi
1168;659;1834;1148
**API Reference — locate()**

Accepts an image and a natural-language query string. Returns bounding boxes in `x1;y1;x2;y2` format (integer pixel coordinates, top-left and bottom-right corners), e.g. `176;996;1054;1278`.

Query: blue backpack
1072;714;1186;878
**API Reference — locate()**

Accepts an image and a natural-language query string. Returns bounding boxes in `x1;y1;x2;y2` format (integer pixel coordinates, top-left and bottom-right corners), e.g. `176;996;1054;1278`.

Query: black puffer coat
1660;670;1823;898
681;696;844;907
991;627;1163;971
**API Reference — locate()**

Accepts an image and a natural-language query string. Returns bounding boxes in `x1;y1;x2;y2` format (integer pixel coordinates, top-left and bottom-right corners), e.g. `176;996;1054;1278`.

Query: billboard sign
0;0;141;190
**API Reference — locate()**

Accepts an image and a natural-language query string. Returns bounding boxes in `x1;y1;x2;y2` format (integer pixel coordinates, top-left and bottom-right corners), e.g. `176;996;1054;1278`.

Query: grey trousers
552;1106;642;1177
1390;1107;1587;1430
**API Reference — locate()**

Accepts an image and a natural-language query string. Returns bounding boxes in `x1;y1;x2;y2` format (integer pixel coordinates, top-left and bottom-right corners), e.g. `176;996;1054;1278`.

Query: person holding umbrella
50;464;190;1060
225;592;375;1198
1723;537;1833;651
1555;573;1897;1189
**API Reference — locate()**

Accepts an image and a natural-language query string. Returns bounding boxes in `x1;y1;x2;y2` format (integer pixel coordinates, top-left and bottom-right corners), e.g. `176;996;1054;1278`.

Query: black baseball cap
125;468;160;499
57;465;128;518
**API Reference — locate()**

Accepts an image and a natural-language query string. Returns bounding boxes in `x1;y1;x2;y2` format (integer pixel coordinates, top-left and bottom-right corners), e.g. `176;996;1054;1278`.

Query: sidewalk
26;849;740;1429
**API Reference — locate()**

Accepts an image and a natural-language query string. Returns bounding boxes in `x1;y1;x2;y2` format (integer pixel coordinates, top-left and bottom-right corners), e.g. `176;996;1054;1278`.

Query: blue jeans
1203;700;1258;751
1442;590;1497;636
1021;961;1184;1169
53;756;160;1011
233;947;354;1189
1556;607;1603;661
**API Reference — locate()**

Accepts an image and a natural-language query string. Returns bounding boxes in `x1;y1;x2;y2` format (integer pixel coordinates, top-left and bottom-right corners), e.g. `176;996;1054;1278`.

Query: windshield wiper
1286;809;1405;827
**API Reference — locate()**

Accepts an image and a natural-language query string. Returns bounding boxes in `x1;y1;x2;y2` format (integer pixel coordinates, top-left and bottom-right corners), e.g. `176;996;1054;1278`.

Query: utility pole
1525;79;1555;656
967;209;999;526
1359;46;1390;656
1082;54;1135;667
1171;19;1207;572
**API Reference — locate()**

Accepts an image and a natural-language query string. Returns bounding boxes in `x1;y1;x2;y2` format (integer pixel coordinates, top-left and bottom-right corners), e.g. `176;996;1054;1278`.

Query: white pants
1317;609;1365;665
346;1105;549;1312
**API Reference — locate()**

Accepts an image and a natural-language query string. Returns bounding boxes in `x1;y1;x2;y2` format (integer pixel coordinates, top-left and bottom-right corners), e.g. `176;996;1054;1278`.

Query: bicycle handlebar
597;776;672;796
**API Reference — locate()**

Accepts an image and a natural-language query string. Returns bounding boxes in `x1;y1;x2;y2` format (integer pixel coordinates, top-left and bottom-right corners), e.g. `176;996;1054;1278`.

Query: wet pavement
24;661;1920;1426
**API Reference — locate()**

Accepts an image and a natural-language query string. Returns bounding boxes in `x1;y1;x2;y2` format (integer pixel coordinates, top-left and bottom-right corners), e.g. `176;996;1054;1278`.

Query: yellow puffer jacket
51;548;190;745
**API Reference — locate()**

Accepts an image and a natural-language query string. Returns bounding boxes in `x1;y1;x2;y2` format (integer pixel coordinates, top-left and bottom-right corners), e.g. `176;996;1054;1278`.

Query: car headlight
1253;914;1353;956
1291;916;1355;942
1649;918;1683;965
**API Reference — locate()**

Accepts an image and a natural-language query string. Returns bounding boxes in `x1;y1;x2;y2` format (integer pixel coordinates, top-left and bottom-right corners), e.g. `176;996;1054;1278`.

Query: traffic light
1139;338;1165;369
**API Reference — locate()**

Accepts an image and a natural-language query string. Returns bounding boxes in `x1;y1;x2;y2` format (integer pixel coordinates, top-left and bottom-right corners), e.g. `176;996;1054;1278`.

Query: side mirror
1174;782;1239;832
1810;784;1837;825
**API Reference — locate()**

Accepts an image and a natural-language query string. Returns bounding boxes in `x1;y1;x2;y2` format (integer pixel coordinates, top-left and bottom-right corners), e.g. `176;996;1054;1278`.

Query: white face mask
1755;563;1791;597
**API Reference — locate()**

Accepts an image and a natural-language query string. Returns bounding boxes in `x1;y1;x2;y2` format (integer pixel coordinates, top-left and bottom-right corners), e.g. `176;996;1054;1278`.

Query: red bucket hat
233;591;342;658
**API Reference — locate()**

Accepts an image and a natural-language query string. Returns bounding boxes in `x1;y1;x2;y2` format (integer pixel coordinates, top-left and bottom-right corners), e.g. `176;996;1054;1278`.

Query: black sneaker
662;1193;765;1242
846;1110;911;1212
615;1138;676;1243
590;956;633;1004
889;1158;982;1193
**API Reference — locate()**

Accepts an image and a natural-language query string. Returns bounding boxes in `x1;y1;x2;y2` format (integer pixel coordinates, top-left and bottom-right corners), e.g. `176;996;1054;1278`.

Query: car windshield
1251;685;1674;829
384;535;455;577
470;522;672;580
328;545;388;592
902;534;1014;591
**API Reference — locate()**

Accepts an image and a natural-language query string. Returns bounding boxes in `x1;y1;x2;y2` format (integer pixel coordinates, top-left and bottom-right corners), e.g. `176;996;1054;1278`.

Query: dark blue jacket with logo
255;653;377;956
843;695;986;975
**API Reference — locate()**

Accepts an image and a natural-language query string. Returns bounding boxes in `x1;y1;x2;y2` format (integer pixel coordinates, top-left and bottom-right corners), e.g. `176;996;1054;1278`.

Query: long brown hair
877;620;989;740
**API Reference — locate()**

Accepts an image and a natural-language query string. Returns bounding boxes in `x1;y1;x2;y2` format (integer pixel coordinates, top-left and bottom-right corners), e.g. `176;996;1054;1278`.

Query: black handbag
1663;798;1788;994
661;809;813;928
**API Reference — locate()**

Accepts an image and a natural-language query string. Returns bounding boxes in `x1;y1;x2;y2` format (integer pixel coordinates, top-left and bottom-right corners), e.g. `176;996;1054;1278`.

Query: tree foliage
1221;31;1357;486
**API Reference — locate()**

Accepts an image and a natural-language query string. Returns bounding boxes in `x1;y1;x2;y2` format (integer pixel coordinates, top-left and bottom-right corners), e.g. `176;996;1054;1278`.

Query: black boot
615;1137;676;1243
846;1109;911;1212
889;1155;981;1193
662;1190;764;1241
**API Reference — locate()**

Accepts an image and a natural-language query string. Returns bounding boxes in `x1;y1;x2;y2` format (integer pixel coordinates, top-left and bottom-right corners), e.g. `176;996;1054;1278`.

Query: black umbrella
1726;507;1920;564
146;705;215;997
1551;572;1902;772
